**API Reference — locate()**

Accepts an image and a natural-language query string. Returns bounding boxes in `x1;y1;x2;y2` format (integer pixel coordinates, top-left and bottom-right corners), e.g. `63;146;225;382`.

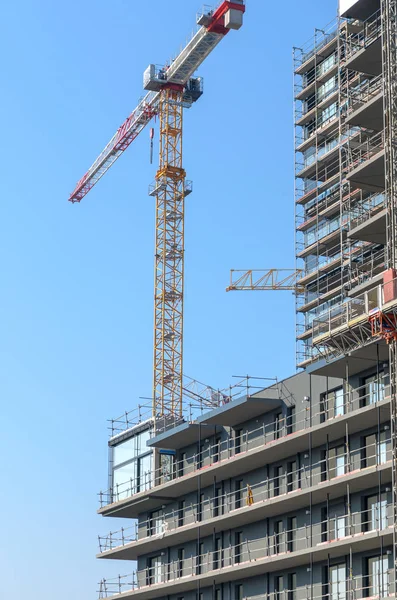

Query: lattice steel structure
68;2;245;422
153;88;186;418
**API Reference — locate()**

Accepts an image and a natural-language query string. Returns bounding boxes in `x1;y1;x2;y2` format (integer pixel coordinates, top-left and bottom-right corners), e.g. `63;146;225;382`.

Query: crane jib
68;0;245;204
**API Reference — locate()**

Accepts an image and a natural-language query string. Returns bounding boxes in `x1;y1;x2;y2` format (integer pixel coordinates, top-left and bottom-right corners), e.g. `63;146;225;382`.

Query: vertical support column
382;0;397;595
153;86;186;420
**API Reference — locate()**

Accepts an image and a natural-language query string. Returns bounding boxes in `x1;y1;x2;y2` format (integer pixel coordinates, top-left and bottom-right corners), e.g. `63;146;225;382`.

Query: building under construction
83;0;397;599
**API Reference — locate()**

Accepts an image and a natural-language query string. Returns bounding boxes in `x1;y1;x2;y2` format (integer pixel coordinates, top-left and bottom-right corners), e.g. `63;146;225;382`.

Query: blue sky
0;1;336;598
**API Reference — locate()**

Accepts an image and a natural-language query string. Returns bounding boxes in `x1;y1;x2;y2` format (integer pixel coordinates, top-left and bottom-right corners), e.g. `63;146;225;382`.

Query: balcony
345;10;382;76
98;427;391;561
99;390;389;518
98;489;393;599
294;20;338;75
346;131;385;192
346;75;383;131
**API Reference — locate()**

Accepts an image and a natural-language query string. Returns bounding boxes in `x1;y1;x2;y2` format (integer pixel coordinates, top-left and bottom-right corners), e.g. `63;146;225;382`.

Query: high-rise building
96;1;397;600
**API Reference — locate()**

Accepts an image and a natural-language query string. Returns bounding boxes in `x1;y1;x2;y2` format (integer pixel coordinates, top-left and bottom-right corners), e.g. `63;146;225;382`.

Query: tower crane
69;2;245;422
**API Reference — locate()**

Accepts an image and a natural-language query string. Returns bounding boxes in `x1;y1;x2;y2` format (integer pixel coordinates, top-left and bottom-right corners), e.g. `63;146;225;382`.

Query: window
235;585;243;600
364;431;388;467
197;493;205;522
235;429;242;454
214;486;223;517
234;531;243;564
275;576;284;600
235;479;243;509
177;548;184;577
178;452;186;477
213;536;222;569
147;556;162;585
363;372;385;406
287;516;297;552
111;428;153;500
274;465;283;496
366;555;389;597
215;590;222;600
288;573;297;600
274;520;284;554
286;406;296;434
329;563;346;600
197;542;204;575
287;461;299;492
178;500;185;527
365;493;388;531
321;387;344;421
213;437;221;463
149;510;164;536
275;413;283;440
325;445;345;479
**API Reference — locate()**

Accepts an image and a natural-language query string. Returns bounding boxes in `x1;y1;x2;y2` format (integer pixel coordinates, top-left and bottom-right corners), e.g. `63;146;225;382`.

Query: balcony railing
294;19;338;69
346;130;384;172
100;408;390;506
347;74;382;114
99;436;391;555
345;9;381;62
348;192;386;229
98;492;393;597
312;275;397;343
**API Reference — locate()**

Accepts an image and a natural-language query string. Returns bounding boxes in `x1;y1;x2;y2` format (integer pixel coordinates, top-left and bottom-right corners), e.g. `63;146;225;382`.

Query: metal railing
99;400;386;508
99;448;391;553
347;74;382;114
108;375;259;438
346;130;384;173
98;487;393;596
312;275;397;341
294;19;338;68
345;9;381;61
348;192;386;230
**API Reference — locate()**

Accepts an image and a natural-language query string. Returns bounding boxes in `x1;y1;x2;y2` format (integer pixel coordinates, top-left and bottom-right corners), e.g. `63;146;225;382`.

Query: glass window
321;387;344;420
327;445;345;479
287;461;299;492
234;531;242;564
148;556;162;585
139;453;152;492
366;555;389;597
329;563;346;600
235;585;243;600
113;438;136;467
149;510;164;536
287;407;296;434
288;573;297;600
235;480;243;509
274;465;283;496
364;372;385;405
274;520;284;554
111;426;153;499
214;537;222;569
287;516;297;551
235;429;242;454
366;493;388;531
113;461;136;500
275;576;284;600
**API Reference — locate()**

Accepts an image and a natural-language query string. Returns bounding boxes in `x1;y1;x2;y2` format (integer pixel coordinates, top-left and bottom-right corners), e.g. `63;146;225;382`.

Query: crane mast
68;2;245;421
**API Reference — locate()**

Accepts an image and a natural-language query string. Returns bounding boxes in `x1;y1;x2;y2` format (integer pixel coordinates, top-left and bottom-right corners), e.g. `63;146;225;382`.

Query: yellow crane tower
68;2;245;422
